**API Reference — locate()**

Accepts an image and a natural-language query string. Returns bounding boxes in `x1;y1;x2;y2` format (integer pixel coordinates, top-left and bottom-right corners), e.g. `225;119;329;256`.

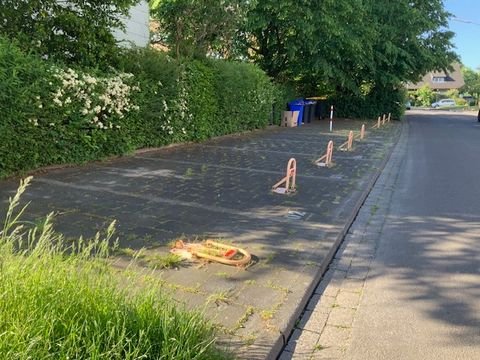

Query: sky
444;0;480;70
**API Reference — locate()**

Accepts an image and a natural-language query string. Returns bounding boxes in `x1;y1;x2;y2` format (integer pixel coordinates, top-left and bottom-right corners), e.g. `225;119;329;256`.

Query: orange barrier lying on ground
171;240;252;267
272;158;296;194
339;131;354;152
314;140;334;167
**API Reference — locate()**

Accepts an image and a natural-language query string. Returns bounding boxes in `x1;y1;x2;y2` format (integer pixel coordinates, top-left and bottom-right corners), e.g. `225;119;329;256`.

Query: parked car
431;98;456;108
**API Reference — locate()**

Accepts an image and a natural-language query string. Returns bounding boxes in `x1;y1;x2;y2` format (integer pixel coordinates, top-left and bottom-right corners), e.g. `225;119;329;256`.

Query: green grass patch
0;177;228;359
206;291;232;306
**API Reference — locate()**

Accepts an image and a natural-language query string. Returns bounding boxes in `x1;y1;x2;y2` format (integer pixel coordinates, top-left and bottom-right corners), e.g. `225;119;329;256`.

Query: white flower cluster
160;119;174;135
177;80;193;123
50;67;140;129
156;76;192;138
28;118;39;126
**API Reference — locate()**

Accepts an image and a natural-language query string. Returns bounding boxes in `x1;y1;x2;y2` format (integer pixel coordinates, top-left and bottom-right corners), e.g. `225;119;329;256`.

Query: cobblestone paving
279;121;406;360
0;119;399;359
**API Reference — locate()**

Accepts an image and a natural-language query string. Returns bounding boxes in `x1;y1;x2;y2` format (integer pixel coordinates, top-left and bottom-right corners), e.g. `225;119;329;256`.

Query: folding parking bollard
355;124;366;140
339;130;354;151
315;140;334;167
382;114;387;125
373;116;381;129
272;158;297;194
171;240;252;267
388;113;391;122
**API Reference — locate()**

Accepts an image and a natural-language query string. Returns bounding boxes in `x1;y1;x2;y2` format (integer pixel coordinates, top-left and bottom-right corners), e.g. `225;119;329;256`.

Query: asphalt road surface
346;110;480;359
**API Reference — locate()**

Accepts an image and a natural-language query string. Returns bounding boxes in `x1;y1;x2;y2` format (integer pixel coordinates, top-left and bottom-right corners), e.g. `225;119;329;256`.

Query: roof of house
406;63;465;90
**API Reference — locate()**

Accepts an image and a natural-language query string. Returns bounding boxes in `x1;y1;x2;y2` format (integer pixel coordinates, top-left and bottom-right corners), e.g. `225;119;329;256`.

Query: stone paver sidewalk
0;118;399;359
279;120;405;359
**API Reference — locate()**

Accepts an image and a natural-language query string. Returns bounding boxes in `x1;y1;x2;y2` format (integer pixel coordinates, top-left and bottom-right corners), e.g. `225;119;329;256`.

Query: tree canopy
0;0;140;68
461;67;480;100
150;0;246;59
151;0;456;104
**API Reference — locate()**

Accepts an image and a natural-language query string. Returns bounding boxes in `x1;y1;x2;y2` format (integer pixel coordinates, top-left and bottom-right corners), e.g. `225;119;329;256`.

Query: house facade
406;63;465;93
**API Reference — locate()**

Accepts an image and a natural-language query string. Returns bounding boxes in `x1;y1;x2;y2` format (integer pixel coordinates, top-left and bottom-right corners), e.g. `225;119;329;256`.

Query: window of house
432;77;445;83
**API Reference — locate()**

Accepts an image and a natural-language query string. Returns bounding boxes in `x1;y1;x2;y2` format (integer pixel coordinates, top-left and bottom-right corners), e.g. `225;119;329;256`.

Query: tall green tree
461;67;480;100
150;0;246;59
365;0;456;87
242;0;374;93
151;0;458;117
0;0;139;68
334;0;457;117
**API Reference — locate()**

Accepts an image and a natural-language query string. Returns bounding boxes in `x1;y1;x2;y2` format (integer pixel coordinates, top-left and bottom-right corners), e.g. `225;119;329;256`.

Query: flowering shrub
1;40;277;178
47;68;140;130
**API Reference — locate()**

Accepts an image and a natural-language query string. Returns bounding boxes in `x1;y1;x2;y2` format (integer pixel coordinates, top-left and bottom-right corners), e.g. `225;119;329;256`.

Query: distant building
112;1;150;47
406;63;465;93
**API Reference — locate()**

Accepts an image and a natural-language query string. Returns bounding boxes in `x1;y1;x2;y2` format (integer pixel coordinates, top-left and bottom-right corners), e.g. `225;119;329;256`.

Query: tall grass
0;177;228;359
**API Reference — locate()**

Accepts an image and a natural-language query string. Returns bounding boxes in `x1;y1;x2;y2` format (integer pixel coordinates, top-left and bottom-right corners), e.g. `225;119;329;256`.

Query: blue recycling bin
288;99;306;126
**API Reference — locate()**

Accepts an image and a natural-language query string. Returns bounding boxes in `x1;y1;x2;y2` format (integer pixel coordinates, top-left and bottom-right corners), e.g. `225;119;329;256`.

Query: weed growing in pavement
215;271;230;278
0;177;227;359
260;310;274;320
234;306;255;330
116;247;183;269
116;246;137;257
242;334;257;346
207;291;232;306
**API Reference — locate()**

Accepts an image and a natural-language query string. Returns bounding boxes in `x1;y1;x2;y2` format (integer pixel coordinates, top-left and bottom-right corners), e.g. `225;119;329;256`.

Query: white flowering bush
44;68;140;130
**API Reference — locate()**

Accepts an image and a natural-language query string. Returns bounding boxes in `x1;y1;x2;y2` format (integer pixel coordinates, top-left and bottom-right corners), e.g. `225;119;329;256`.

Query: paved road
281;110;480;359
347;110;480;359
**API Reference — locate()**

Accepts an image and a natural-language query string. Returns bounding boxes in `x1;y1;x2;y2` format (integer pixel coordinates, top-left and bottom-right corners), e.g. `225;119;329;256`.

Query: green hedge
0;40;276;178
120;52;277;142
331;85;406;120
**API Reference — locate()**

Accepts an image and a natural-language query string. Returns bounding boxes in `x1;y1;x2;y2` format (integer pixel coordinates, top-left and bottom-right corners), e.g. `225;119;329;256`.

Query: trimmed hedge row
331;85;406;120
0;40;277;178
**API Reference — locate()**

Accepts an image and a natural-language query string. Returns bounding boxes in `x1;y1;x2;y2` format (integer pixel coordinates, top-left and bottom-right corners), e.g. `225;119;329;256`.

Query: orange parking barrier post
272;158;296;194
388;113;391;122
339;130;354;151
314;140;334;167
373;116;381;129
355;124;366;140
382;114;387;125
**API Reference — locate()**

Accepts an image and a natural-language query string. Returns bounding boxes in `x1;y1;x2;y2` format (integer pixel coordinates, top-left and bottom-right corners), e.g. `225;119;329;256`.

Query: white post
329;105;334;132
